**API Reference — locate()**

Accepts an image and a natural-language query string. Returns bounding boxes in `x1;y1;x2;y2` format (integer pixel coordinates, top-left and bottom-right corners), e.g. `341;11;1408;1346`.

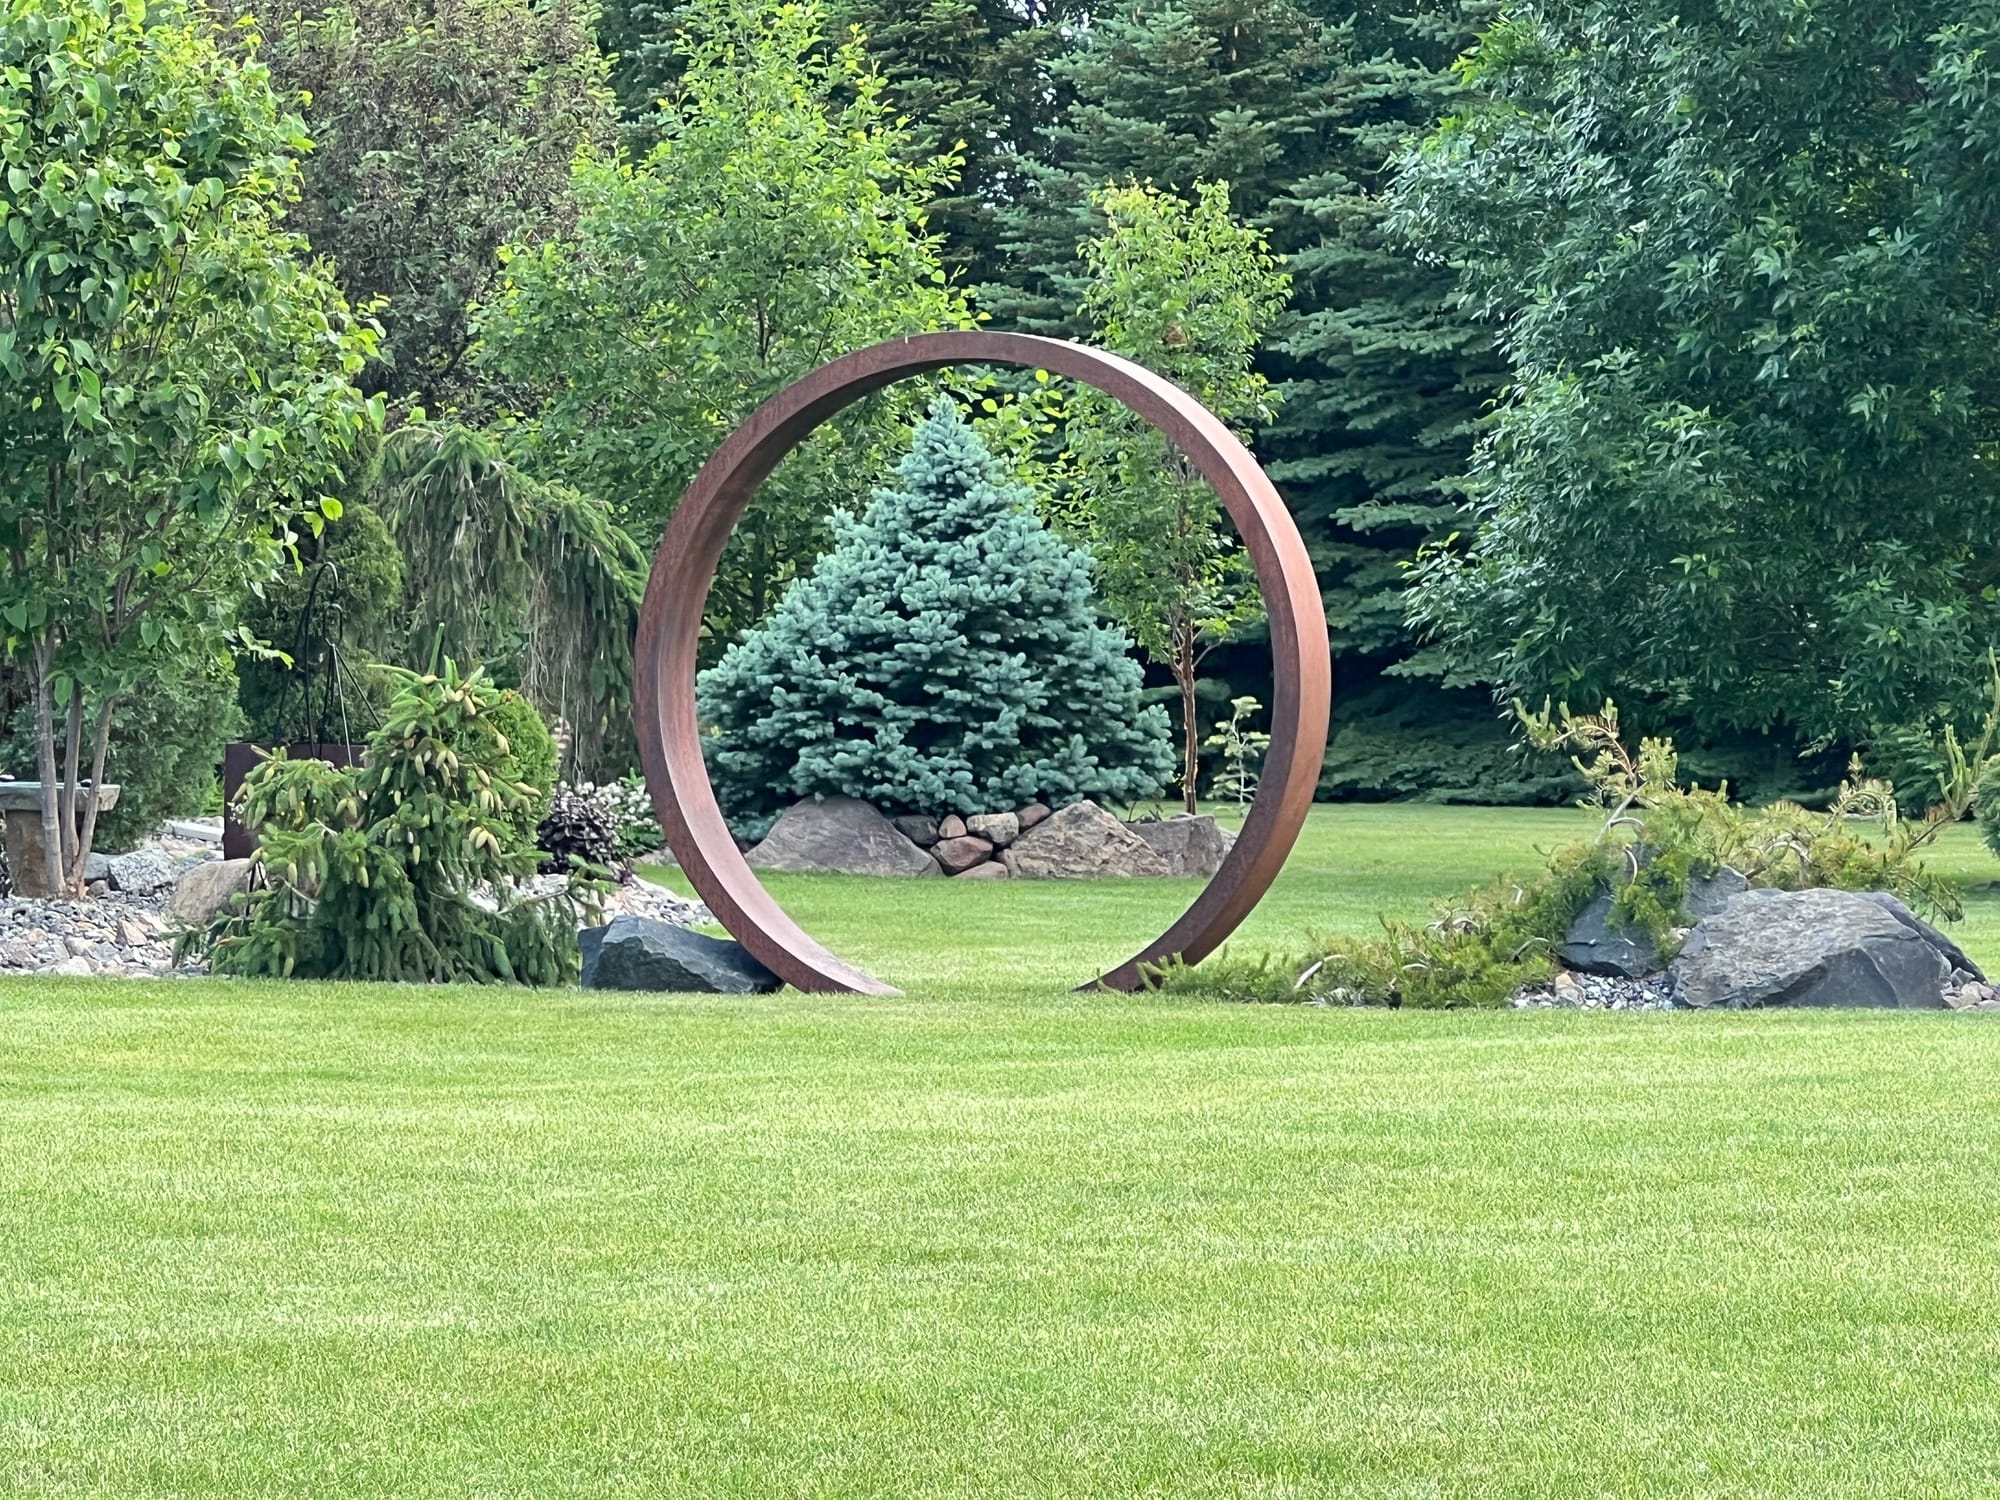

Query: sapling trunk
59;684;83;879
1177;662;1199;816
67;697;117;888
30;640;62;895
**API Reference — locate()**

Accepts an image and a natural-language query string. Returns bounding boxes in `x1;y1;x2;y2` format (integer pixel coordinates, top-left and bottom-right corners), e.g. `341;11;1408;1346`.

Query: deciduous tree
1393;0;2000;750
1067;181;1289;813
0;0;379;890
477;0;970;645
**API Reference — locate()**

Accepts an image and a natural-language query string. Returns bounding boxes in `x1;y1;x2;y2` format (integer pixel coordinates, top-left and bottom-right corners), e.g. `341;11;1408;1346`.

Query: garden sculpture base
0;783;121;898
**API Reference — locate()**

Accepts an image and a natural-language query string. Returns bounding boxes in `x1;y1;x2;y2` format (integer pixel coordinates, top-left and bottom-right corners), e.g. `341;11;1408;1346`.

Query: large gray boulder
580;916;781;994
1559;866;1749;978
167;858;258;928
1670;887;1956;1009
1001;800;1171;879
1126;815;1236;878
745;797;940;876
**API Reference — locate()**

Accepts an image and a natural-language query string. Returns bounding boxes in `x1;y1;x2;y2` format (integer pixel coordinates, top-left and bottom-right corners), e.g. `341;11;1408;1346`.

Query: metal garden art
633;332;1331;993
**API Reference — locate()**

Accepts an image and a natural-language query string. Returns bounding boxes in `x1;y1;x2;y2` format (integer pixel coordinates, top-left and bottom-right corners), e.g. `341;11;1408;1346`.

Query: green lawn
648;803;2000;992
4;806;1999;1497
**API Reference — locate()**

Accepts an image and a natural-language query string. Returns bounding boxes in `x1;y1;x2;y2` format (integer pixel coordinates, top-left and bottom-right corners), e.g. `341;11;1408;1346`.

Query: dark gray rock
1857;892;1984;981
891;815;940;848
745;797;940;877
1671;887;1952;1009
83;852;112;884
1126;815;1236;878
1001;800;1171;879
105;848;176;895
1559;867;1750;977
580;916;781;994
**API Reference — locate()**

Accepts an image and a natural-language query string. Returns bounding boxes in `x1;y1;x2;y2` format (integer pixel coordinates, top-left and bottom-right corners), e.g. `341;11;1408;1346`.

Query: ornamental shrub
698;400;1175;837
190;664;599;984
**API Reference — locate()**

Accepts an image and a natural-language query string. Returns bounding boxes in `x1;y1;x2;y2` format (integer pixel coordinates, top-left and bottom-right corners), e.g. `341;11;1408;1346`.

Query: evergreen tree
698;401;1175;836
981;0;1341;336
983;2;1527;798
1265;3;1517;797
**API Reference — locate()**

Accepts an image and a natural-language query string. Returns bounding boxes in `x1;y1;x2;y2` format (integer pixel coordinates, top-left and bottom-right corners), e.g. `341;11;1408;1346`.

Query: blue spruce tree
699;400;1175;835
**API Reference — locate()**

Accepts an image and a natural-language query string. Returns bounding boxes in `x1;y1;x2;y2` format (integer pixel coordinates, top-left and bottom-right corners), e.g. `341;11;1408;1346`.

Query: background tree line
8;0;1998;877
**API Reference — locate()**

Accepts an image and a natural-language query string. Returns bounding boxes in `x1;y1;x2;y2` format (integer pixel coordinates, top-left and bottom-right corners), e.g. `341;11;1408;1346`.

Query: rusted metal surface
633;331;1331;994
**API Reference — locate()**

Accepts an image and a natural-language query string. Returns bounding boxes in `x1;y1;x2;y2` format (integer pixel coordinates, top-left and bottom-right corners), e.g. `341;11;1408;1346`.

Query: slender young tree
1067;182;1290;813
0;0;379;892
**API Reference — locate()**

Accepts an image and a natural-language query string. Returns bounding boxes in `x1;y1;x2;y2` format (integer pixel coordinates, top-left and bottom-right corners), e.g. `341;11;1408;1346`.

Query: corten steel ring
634;331;1331;994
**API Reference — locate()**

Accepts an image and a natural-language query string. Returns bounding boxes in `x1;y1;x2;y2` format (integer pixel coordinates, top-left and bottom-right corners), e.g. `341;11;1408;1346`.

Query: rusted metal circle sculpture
634;331;1331;994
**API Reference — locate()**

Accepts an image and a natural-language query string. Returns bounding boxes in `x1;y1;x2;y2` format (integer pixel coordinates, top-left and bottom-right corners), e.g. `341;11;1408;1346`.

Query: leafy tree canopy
261;0;613;413
477;0;971;644
1394;0;2000;748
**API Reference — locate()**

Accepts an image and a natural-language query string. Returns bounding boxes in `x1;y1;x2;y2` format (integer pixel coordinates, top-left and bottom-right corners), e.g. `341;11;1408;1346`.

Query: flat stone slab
0;781;120;812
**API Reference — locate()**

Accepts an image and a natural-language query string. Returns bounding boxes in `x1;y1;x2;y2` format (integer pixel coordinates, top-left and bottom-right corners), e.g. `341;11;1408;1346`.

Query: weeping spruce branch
373;422;644;776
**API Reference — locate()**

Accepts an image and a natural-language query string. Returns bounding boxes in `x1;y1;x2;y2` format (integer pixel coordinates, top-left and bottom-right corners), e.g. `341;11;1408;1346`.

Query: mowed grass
3;805;1999;1497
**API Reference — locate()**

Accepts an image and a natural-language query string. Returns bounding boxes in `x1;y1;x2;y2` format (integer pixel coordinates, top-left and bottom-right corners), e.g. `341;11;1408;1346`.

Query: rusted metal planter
633;331;1332;994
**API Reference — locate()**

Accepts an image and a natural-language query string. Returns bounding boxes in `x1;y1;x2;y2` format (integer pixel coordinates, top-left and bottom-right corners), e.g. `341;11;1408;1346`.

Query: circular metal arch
633;331;1331;994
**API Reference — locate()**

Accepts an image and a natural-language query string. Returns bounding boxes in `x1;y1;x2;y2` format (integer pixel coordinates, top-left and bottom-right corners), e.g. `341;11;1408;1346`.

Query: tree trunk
58;682;83;881
1177;660;1200;816
29;639;63;895
68;696;118;887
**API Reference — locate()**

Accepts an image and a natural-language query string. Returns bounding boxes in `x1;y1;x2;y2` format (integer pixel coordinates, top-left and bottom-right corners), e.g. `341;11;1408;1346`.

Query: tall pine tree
698;401;1175;836
1266;2;1520;799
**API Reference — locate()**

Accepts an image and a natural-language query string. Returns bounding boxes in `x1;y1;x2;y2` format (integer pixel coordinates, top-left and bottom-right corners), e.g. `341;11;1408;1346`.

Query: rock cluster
2;812;710;981
0;891;188;977
742;796;1234;880
1513;970;1676;1011
1538;872;1991;1012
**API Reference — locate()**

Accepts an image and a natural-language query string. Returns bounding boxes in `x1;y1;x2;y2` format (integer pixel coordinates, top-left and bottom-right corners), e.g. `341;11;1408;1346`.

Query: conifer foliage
698;402;1175;835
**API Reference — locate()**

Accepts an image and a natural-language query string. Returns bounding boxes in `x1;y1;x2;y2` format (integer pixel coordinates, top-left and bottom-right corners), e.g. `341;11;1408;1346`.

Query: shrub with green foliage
191;664;598;984
698;400;1175;837
1177;702;1967;1009
482;690;558;849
